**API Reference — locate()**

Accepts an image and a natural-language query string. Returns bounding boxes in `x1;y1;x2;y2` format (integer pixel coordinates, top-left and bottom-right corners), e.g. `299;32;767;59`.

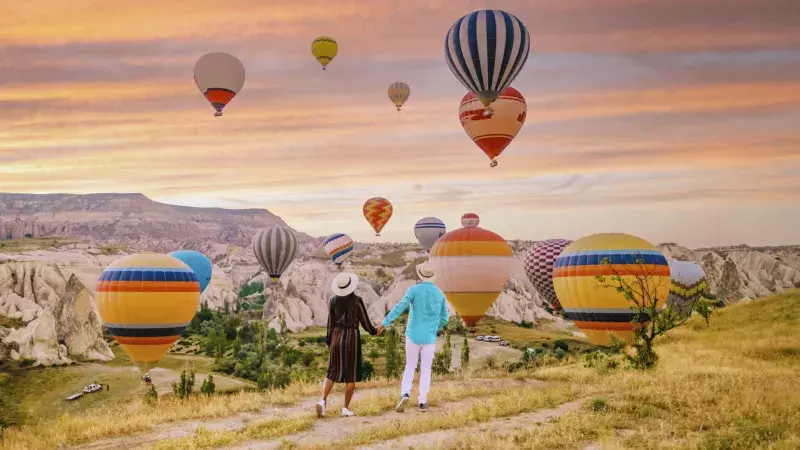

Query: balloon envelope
252;226;299;283
461;213;479;228
414;217;447;252
312;36;338;69
323;233;354;266
524;239;573;313
388;82;411;111
168;250;213;294
363;197;393;236
97;253;200;372
459;86;526;167
194;52;245;116
667;260;709;316
553;233;671;345
444;10;530;108
429;222;513;327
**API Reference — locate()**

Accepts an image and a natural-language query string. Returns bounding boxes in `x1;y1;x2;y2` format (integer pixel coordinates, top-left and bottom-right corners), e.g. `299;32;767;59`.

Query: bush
200;375;215;395
553;340;570;352
359;359;375;381
257;366;292;391
517;321;534;329
383;327;402;378
144;385;158;406
299;351;315;368
172;369;196;400
589;397;608;412
554;348;566;359
461;336;470;368
582;351;618;372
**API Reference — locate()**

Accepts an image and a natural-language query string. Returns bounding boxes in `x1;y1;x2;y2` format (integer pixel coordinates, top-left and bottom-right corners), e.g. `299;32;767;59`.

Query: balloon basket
375;233;380;237
483;107;495;117
489;159;498;168
396;106;401;111
214;111;222;117
322;67;326;71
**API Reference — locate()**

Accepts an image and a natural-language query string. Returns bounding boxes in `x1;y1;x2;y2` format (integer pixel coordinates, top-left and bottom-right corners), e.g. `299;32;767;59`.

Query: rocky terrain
0;192;798;368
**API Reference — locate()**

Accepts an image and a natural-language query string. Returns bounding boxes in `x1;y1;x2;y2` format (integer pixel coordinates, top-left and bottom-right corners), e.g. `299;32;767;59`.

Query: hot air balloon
523;239;573;313
96;253;200;373
552;233;671;346
667;260;709;317
194;52;246;117
168;250;213;294
461;213;479;228
429;221;513;327
363;197;393;236
414;217;447;252
444;9;530;116
312;36;338;70
252;226;299;283
323;233;354;267
388;82;411;111
460;86;527;167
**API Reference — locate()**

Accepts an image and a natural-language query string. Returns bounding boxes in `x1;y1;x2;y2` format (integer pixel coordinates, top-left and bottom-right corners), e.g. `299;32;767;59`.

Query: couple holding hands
316;263;449;418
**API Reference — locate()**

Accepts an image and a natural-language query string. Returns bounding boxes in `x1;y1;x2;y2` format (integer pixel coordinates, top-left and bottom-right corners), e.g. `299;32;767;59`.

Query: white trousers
401;337;436;404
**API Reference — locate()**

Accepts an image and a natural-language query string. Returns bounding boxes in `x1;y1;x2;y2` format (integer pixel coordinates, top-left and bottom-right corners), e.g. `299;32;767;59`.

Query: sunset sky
1;0;798;247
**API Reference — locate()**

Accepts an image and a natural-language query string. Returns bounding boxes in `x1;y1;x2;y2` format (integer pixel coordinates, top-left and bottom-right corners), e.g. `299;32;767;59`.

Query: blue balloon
168;250;213;294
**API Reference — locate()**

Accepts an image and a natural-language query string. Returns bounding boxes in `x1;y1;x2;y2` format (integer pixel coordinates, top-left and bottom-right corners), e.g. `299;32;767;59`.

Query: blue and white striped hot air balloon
444;9;530;116
323;233;354;268
414;217;447;252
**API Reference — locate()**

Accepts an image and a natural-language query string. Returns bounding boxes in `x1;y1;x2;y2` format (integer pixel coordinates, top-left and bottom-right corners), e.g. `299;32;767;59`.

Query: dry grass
0;237;82;253
151;416;316;450
434;290;800;449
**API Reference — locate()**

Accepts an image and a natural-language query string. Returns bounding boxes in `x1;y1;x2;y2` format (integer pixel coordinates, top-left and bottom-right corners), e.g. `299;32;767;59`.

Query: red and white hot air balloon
459;86;527;167
461;213;479;228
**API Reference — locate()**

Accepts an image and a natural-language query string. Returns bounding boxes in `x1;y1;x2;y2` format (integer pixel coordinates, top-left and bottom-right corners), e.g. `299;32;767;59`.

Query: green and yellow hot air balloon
96;253;201;373
552;233;671;346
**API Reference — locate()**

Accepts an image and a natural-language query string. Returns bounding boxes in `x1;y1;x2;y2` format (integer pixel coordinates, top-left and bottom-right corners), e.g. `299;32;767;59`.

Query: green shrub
200;375;215;395
553;340;570;352
554;348;566;359
144;385;158;406
589;397;607;412
171;369;196;400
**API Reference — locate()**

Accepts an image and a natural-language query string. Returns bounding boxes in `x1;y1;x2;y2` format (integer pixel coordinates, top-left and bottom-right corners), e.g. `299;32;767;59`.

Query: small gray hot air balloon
252;226;299;283
414;217;446;252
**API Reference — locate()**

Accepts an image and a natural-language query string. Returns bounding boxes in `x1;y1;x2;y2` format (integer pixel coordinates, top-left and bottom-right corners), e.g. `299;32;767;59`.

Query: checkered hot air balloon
194;52;245;117
459;86;527;168
666;260;709;317
444;9;531;116
553;233;671;346
97;253;201;373
524;239;573;313
323;233;354;267
363;197;393;236
429;220;513;328
252;226;299;283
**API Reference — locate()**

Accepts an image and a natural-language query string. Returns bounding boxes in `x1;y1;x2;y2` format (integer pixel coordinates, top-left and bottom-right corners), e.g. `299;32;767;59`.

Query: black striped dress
325;293;378;383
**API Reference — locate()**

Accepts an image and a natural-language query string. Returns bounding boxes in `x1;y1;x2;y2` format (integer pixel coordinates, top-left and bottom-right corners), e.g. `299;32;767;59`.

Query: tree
595;256;707;369
383;327;402;378
431;330;453;375
461;336;470;368
200;374;216;395
144;385;158;406
278;311;289;345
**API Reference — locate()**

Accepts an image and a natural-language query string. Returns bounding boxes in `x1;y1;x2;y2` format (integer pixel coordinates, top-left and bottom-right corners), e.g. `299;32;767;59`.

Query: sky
1;0;798;247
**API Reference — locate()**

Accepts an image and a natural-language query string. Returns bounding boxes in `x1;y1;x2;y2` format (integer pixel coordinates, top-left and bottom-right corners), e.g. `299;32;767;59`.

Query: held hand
376;325;385;335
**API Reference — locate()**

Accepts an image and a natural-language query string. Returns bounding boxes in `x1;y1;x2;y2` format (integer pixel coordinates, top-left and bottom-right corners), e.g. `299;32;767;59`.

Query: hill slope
1;290;797;449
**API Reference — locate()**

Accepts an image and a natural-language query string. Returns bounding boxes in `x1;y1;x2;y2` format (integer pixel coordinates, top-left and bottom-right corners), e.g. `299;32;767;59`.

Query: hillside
1;290;796;449
0;193;312;249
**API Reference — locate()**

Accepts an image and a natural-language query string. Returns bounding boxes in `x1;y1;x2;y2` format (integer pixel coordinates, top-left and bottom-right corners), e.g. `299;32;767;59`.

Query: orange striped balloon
429;221;513;327
459;86;527;168
363;197;393;236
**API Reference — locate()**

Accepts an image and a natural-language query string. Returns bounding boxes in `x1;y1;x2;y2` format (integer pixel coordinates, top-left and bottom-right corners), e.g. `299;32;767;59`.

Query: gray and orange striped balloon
252;226;299;283
388;82;411;111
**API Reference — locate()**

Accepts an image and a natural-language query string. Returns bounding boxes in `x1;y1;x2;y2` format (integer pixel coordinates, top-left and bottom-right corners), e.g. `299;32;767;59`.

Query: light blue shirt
382;281;449;345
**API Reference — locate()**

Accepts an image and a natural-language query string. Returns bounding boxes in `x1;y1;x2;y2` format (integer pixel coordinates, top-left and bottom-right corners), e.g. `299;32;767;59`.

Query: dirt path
361;399;584;450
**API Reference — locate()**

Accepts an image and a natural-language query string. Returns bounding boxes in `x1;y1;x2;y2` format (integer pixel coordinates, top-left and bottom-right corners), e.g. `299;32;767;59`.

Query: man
377;262;448;412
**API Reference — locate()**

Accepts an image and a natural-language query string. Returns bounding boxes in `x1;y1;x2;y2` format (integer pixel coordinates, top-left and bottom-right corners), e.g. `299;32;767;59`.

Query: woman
316;272;379;418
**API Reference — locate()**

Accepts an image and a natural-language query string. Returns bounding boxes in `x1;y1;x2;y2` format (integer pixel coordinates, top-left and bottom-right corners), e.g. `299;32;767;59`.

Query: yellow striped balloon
552;233;671;346
429;221;513;327
387;82;410;111
96;253;201;372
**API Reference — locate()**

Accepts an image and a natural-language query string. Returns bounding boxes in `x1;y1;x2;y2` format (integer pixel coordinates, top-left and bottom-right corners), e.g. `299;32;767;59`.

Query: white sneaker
315;400;326;418
341;407;355;417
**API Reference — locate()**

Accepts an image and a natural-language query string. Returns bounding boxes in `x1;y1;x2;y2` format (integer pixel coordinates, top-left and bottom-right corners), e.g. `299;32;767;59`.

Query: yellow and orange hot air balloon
96;253;201;373
459;86;527;168
552;233;671;346
429;220;513;327
363;197;392;236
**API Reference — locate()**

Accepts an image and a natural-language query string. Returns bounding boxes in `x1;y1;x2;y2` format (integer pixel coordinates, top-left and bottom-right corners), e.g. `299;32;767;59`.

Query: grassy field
1;291;798;449
469;317;592;352
0;238;83;253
